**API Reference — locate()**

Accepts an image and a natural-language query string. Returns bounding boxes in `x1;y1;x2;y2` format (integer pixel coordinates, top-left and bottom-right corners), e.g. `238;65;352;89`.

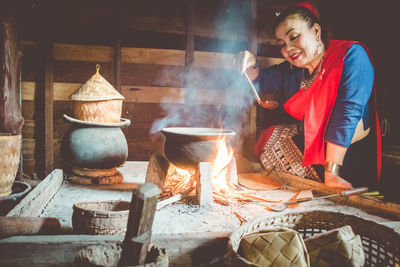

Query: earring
317;41;322;54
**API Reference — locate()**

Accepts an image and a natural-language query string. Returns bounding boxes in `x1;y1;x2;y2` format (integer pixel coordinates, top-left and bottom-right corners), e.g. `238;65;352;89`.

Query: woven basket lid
71;64;124;101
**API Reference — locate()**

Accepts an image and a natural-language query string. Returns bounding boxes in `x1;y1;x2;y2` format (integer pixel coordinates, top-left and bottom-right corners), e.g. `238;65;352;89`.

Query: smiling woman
233;1;381;191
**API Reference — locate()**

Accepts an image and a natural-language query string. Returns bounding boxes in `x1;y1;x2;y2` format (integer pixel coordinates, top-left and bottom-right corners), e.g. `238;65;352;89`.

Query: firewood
145;151;173;189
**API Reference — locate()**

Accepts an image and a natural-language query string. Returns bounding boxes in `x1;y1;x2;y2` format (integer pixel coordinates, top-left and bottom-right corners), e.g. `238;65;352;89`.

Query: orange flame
162;167;195;198
162;134;281;205
211;137;237;194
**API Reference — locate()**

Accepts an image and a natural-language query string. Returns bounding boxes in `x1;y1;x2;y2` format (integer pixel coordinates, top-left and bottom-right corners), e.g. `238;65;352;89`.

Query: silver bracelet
325;161;341;175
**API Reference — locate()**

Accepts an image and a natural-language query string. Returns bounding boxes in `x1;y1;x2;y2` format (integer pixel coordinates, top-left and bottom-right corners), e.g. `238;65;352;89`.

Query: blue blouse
255;44;374;148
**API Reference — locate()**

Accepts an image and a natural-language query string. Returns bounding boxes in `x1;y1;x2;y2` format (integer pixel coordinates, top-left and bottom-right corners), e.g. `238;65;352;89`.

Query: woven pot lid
71;65;124;101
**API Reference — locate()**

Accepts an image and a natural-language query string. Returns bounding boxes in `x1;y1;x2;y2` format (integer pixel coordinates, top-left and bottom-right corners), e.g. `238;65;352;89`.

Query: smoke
150;1;254;145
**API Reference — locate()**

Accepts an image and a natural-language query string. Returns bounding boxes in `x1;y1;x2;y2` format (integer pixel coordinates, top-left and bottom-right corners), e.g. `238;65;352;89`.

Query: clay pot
63;114;130;170
0;133;21;197
161;127;236;169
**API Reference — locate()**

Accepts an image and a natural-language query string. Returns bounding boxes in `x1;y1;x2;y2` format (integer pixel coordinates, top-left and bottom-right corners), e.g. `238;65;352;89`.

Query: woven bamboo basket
72;200;130;235
0;133;21;197
70;64;124;123
73;99;123;123
227;210;400;267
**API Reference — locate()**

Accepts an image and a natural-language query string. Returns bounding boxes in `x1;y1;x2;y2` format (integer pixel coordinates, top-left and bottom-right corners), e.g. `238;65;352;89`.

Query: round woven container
227;210;400;267
0;133;21;197
73;99;123;123
72;200;130;235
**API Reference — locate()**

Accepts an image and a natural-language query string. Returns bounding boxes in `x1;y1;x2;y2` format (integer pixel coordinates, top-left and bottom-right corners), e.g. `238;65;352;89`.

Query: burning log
145;151;174;189
156;187;194;210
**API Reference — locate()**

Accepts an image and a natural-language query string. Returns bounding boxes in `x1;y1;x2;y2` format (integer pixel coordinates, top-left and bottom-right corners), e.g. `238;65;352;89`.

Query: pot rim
63;114;131;127
161;127;236;137
0;181;31;202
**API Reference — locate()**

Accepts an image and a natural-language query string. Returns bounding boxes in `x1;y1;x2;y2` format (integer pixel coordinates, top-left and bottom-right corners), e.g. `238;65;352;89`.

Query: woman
235;2;381;190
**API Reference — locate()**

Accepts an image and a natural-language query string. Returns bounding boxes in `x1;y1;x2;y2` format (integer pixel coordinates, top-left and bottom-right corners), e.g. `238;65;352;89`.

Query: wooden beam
0;232;230;267
52;43;281;68
23;81;271;105
7;169;64;217
53;43;113;62
121;47;185;66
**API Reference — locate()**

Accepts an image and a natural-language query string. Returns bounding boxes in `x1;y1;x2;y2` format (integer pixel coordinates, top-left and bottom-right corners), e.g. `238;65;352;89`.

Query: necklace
300;56;324;90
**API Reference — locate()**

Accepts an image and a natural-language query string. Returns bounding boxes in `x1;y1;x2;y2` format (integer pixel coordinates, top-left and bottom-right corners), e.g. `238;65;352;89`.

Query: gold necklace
300;56;324;90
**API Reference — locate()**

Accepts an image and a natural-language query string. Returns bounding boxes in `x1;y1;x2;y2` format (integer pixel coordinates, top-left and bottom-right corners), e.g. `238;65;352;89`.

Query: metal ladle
255;187;369;212
243;72;279;109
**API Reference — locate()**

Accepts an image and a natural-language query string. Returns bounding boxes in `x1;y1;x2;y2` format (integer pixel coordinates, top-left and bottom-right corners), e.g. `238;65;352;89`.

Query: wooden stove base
68;172;123;185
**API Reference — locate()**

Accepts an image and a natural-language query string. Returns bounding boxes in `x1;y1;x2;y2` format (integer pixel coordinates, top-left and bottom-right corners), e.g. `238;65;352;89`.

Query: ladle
243;72;279;109
256;187;368;212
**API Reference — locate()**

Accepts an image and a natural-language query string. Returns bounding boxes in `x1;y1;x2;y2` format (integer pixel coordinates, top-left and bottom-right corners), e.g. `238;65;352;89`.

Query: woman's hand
233;50;257;74
324;171;353;190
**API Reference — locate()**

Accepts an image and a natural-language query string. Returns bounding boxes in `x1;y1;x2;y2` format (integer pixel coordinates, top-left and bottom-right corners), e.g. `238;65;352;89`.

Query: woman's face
275;14;321;69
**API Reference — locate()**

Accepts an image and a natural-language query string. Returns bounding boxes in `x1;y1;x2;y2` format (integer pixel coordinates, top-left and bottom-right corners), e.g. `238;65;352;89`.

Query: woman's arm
324;44;374;189
325;142;353;189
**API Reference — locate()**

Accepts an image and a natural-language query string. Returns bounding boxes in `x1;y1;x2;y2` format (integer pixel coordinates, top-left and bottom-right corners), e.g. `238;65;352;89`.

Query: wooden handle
340;187;369;196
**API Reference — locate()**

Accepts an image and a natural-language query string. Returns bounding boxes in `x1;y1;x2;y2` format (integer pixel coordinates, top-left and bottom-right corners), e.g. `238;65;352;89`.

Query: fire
161;135;280;205
211;137;236;194
161;166;195;198
211;136;281;205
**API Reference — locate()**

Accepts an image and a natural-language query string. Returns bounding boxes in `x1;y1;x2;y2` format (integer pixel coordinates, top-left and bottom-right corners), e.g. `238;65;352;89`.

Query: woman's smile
289;52;301;61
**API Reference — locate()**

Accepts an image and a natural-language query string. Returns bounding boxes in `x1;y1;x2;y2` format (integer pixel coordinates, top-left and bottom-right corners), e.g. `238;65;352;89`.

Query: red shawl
283;40;381;181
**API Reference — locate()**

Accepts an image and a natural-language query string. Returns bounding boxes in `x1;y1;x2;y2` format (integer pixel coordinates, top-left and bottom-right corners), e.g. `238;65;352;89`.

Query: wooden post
0;1;24;180
114;39;121;92
184;0;194;92
119;183;160;266
248;0;258;150
113;0;121;92
35;1;54;178
0;0;23;134
43;41;54;177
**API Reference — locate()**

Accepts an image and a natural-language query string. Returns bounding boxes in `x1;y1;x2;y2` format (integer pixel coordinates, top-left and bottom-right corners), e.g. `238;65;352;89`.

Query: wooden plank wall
20;0;289;177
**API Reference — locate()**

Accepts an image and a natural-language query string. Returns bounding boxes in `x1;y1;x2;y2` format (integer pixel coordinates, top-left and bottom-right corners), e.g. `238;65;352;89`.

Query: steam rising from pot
150;1;254;144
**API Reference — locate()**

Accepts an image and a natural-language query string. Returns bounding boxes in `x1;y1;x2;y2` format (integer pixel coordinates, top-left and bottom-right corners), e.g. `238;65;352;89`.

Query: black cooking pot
63;114;130;169
161;127;236;169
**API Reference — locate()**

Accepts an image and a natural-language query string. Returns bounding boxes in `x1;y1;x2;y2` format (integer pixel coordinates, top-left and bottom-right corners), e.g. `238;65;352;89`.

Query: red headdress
295;2;319;17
